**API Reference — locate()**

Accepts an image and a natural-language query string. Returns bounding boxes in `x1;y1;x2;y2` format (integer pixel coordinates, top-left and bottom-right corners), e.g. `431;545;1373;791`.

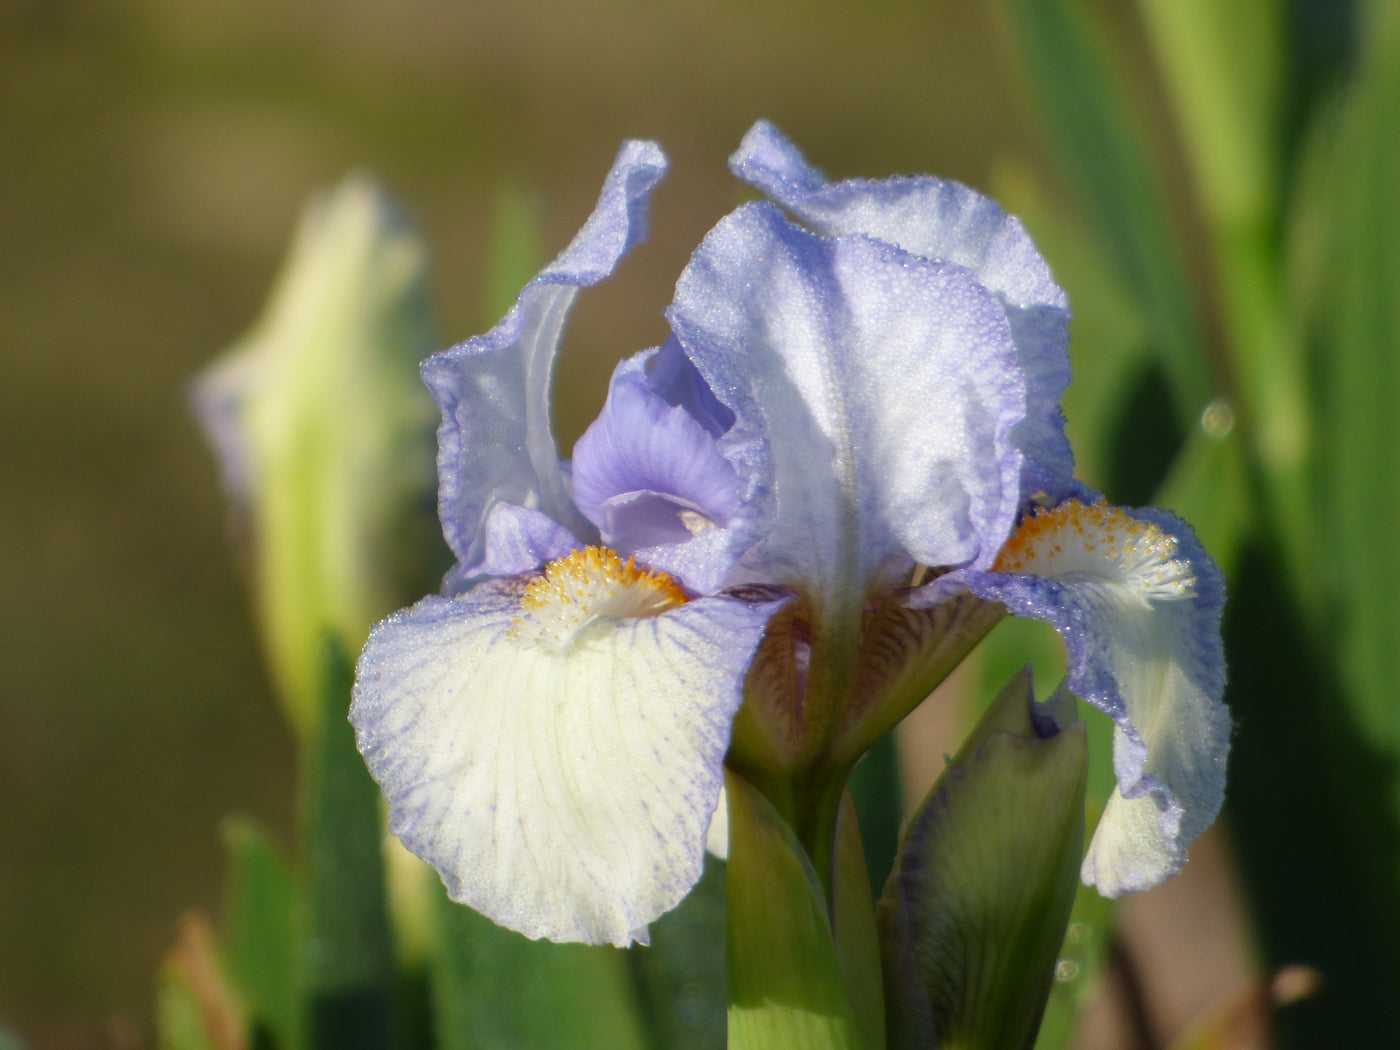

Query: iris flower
351;122;1229;948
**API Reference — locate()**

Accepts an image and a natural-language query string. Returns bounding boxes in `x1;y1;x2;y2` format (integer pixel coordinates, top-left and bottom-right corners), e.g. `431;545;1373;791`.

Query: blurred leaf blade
626;855;728;1050
303;637;394;1050
1002;0;1215;431
223;818;304;1050
1311;7;1400;1028
482;184;545;326
1135;0;1282;234
1154;414;1252;582
1134;0;1315;585
428;879;649;1050
1222;14;1400;1035
1322;0;1400;751
991;160;1156;498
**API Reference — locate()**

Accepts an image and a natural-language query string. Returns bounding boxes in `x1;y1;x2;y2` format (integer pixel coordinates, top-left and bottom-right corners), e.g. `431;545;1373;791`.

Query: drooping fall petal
961;499;1229;895
352;555;785;946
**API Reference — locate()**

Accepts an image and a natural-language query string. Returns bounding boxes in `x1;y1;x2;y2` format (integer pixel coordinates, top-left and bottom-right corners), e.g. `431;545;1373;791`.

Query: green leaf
1002;0;1215;429
848;731;903;905
156;970;222;1050
990;161;1157;498
879;670;1087;1050
428;877;648;1050
223;818;303;1050
1029;816;1114;1050
303;637;394;1050
1134;0;1314;582
1320;0;1400;773
725;770;861;1050
627;855;728;1050
1223;5;1400;1042
1154;411;1252;582
1135;0;1282;233
833;794;887;1050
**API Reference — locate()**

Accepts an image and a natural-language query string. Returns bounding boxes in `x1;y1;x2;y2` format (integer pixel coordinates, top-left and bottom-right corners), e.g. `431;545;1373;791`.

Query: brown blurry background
0;2;1249;1047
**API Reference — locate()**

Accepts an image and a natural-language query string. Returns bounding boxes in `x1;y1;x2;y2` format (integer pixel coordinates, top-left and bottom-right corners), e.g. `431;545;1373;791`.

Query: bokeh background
2;0;1389;1047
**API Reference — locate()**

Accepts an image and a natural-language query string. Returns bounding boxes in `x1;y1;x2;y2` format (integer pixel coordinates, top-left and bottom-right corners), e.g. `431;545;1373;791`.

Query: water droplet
1201;398;1234;438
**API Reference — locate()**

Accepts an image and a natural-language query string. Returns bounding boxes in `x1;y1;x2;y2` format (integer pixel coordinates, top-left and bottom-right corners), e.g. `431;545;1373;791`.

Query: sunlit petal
961;500;1229;895
730;120;1073;505
440;504;577;595
572;350;744;590
423;141;668;578
668;202;1026;616
352;556;784;946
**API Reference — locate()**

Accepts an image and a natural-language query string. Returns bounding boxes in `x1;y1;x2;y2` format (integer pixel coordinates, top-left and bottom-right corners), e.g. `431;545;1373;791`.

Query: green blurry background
2;0;1386;1047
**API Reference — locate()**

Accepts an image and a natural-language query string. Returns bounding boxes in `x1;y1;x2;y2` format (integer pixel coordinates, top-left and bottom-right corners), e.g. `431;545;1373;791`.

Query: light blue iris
351;122;1229;947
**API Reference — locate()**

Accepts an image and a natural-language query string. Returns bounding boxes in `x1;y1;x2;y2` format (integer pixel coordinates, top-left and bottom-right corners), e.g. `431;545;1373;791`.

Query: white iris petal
352;567;782;947
976;500;1229;896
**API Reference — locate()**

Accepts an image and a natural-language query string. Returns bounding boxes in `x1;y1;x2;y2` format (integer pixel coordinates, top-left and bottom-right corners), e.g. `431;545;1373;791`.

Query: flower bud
194;177;438;740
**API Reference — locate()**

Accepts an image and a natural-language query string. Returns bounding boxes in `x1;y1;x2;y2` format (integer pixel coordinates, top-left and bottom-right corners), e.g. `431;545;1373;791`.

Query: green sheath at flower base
725;769;862;1050
833;791;886;1050
193;177;439;742
878;668;1087;1050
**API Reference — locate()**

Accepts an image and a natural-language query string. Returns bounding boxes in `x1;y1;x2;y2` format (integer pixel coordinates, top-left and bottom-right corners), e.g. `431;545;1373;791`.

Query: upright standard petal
959;499;1229;896
668;202;1027;616
571;346;749;592
423;141;668;578
730;120;1073;505
439;503;578;594
352;551;784;947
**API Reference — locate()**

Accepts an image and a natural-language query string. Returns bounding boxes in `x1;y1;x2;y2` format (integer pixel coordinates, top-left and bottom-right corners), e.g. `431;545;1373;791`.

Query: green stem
792;763;856;908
